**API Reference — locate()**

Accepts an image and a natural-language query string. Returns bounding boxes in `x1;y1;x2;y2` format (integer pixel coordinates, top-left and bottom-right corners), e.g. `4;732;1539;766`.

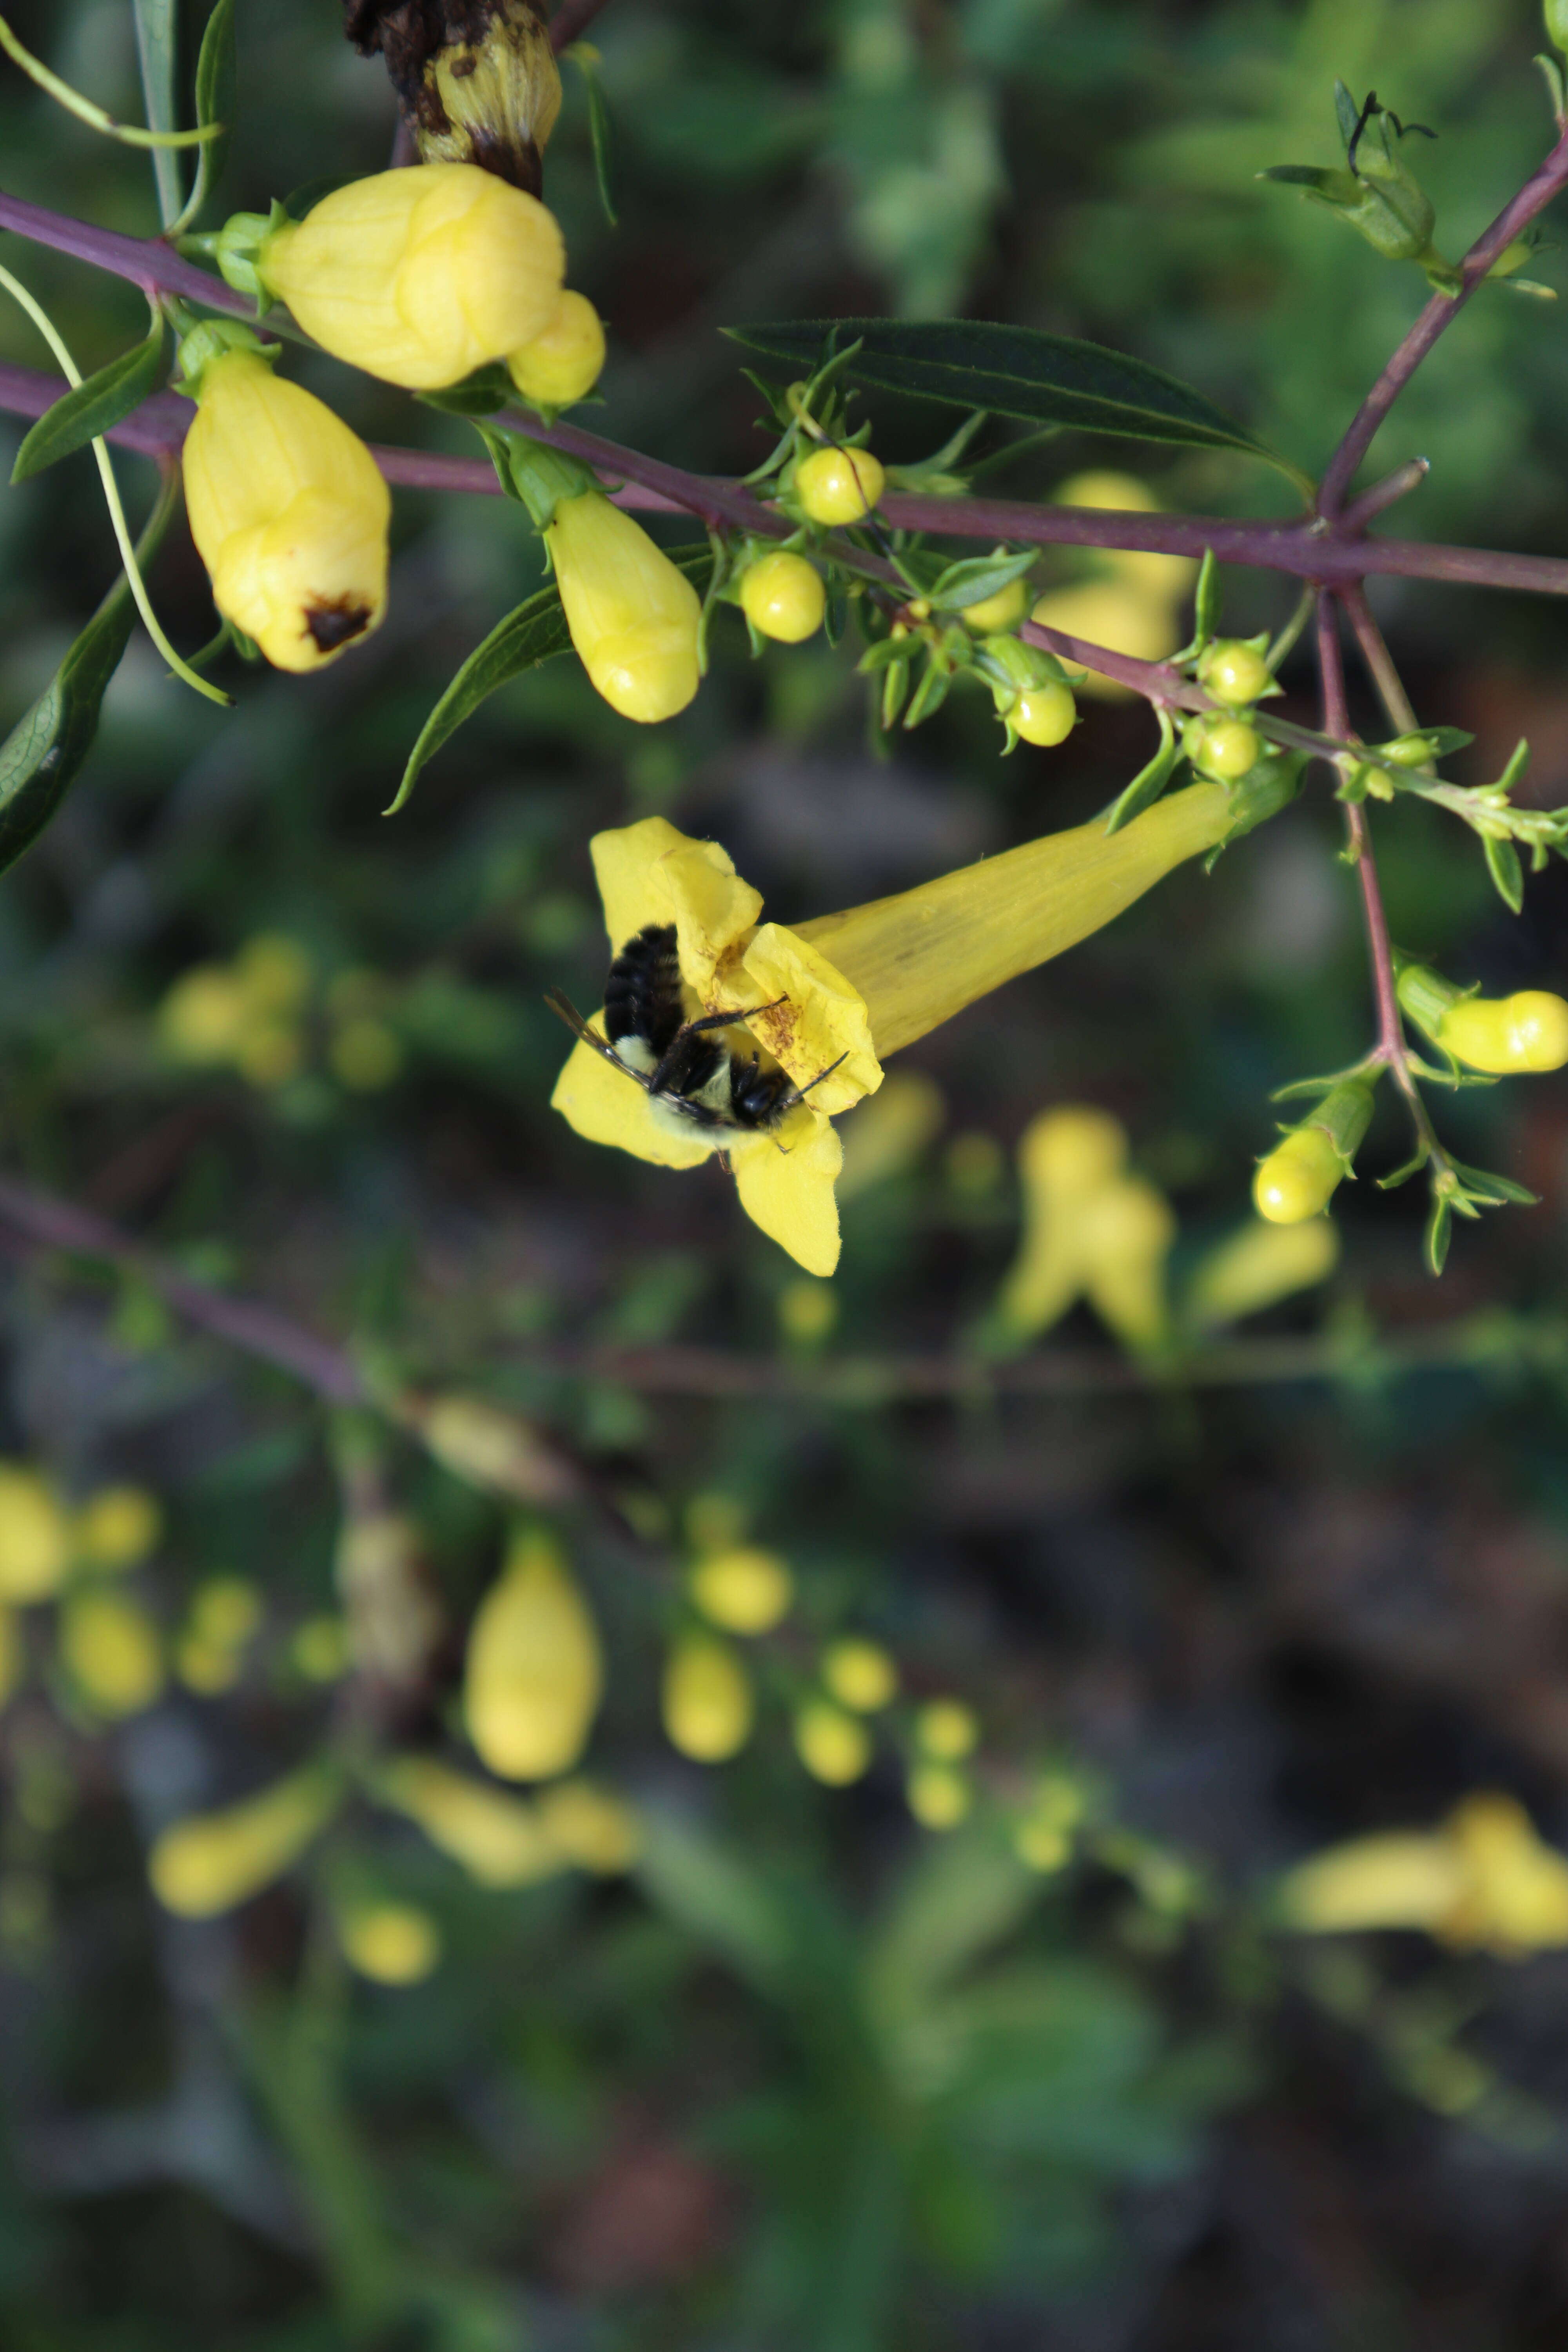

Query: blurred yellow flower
662;1633;754;1762
0;1465;71;1602
907;1762;971;1830
74;1486;162;1572
59;1592;164;1719
795;1699;872;1785
379;1757;559;1887
998;1105;1175;1352
821;1637;899;1713
1031;472;1198;703
537;1777;642;1873
464;1529;603;1780
1279;1793;1568;1957
340;1902;441;1985
150;1767;340;1917
688;1545;793;1635
916;1699;979;1760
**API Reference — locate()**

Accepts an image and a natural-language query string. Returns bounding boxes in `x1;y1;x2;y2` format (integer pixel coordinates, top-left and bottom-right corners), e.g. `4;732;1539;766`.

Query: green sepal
857;635;919;676
172;316;274;397
884;409;989;493
1426;1193;1454;1276
167;0;238;239
1534;52;1567;124
418;364;514;419
880;659;911;731
1394;959;1467;1044
1102;706;1179;835
12;306;168;483
494;433;597;528
1448;1158;1538;1209
902;659;951;731
976;631;1078;694
208;199;288;304
1171;547;1221;664
924;548;1036;614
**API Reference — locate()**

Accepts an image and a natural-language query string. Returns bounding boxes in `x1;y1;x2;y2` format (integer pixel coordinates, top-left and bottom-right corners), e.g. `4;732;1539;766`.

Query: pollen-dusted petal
589;816;693;951
736;924;882;1117
550;1019;713;1170
730;1106;843;1276
650;840;764;1000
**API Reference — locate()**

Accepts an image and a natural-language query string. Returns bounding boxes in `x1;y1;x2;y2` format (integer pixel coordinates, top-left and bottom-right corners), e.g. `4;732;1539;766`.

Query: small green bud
1197;639;1273;708
1184;712;1261;782
1254;1080;1376;1225
1548;0;1568;57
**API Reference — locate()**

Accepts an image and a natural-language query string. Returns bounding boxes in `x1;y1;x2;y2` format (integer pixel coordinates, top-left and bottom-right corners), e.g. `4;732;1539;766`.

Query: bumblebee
546;922;845;1147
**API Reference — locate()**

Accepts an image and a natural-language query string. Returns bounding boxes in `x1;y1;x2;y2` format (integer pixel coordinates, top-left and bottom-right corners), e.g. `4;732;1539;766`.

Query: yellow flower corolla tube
689;1546;793;1635
794;1699;872;1785
0;1465;71;1602
256;165;564;389
463;1529;603;1781
59;1592;164;1719
1077;1176;1176;1354
340;1902;441;1985
998;1105;1174;1348
0;1606;21;1710
182;350;390;673
1186;1216;1340;1331
822;1638;898;1712
1280;1793;1568;1956
149;1767;340;1918
74;1486;162;1571
552;795;1238;1277
536;1778;642;1872
507;289;605;408
662;1633;754;1762
378;1757;559;1886
547;492;702;722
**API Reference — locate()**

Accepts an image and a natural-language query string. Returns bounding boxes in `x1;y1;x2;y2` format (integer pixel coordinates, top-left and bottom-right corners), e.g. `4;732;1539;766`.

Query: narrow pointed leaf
0;470;178;874
1483;831;1524;913
132;0;184;225
1425;1193;1453;1276
566;45;617;227
926;548;1036;613
1450;1159;1538;1208
725;319;1287;470
171;0;238;234
389;545;714;814
11;311;168;484
1192;547;1221;646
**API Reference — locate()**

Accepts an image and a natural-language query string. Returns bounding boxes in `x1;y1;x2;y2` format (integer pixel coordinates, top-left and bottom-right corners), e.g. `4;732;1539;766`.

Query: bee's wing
542;992;652;1091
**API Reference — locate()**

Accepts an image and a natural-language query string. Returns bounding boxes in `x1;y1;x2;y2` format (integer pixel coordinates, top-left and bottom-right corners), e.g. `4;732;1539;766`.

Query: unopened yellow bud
1186;713;1261;782
175;1636;241;1695
1439;991;1568;1074
1186;1215;1339;1330
1254;1126;1344;1224
1198;640;1272;708
159;966;250;1064
340;1900;441;1985
662;1633;754;1762
417;1393;570;1504
464;1530;603;1780
547;492;702;723
963;575;1029;635
777;1278;838;1344
916;1699;978;1760
59;1592;164;1719
506;289;606;408
739;550;826;644
183;351;390;674
149;1767;339;1917
236;933;313;1012
0;1466;71;1602
190;1577;261;1649
260;164;564;389
379;1757;558;1886
689;1546;793;1635
907;1762;971;1830
1009;681;1076;747
794;445;885;526
794;1699;872;1785
1014;1817;1072;1872
821;1637;898;1713
292;1616;350;1681
537;1777;641;1872
74;1486;161;1571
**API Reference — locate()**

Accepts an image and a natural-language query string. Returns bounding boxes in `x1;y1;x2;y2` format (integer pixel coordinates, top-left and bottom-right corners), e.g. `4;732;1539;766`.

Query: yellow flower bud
794;445;885;525
236;932;313;1012
1186;1215;1339;1330
340;1900;441;1985
414;1392;571;1504
74;1486;162;1571
59;1592;164;1719
777;1278;838;1345
536;1777;642;1873
821;1637;898;1713
1198;640;1273;708
292;1616;350;1681
907;1762;971;1830
260;164;564;390
547;492;702;723
739;550;826;644
662;1633;754;1762
1254;1127;1345;1224
1438;991;1568;1074
1014;1817;1072;1872
506;289;606;408
1185;714;1261;782
916;1699;978;1760
962;575;1029;635
379;1757;559;1886
159;965;250;1064
463;1530;603;1780
688;1546;793;1635
794;1699;872;1785
0;1607;22;1711
1009;681;1076;747
0;1466;71;1602
149;1767;339;1917
182;351;390;674
176;1636;241;1695
190;1576;262;1649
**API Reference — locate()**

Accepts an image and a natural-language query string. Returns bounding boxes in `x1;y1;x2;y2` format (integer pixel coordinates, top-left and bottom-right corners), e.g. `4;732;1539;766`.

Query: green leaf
566;44;617;227
11;310;167;485
1425;1192;1453;1276
131;0;184;226
169;0;237;236
417;364;513;420
926;548;1036;613
724;319;1289;472
633;1808;792;1996
388;544;714;813
865;1828;1038;2021
1450;1158;1539;1209
0;470;178;875
1483;831;1525;914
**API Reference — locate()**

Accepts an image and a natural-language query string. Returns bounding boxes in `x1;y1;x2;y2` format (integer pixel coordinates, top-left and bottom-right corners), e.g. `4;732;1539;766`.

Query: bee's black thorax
602;924;801;1135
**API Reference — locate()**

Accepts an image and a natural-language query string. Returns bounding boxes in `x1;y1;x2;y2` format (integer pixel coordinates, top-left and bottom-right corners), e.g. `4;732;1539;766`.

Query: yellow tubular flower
1254;1128;1345;1224
916;1699;979;1760
1279;1792;1568;1957
182;352;390;674
547;493;702;722
463;1529;603;1780
662;1633;755;1762
507;289;606;408
552;793;1236;1276
1439;991;1568;1074
907;1763;971;1830
1186;1215;1339;1330
1077;1176;1177;1354
378;1757;559;1886
258;164;564;389
149;1767;340;1918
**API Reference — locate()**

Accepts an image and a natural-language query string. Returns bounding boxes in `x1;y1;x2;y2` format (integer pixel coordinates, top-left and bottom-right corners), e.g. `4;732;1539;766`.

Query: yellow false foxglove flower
59;1592;164;1719
547;491;702;722
0;1465;72;1602
821;1638;898;1712
996;1105;1174;1350
552;786;1253;1276
377;1756;559;1887
340;1900;442;1985
149;1766;341;1917
463;1528;603;1780
180;338;390;674
1185;1214;1339;1331
662;1633;755;1762
1279;1792;1568;1958
240;165;564;390
1397;961;1568;1075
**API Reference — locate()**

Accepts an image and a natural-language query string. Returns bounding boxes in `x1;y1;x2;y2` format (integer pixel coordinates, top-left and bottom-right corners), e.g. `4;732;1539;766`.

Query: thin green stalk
0;13;218;149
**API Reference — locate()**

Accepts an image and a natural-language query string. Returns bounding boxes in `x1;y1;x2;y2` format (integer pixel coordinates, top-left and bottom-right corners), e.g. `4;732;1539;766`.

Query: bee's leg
680;997;788;1039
